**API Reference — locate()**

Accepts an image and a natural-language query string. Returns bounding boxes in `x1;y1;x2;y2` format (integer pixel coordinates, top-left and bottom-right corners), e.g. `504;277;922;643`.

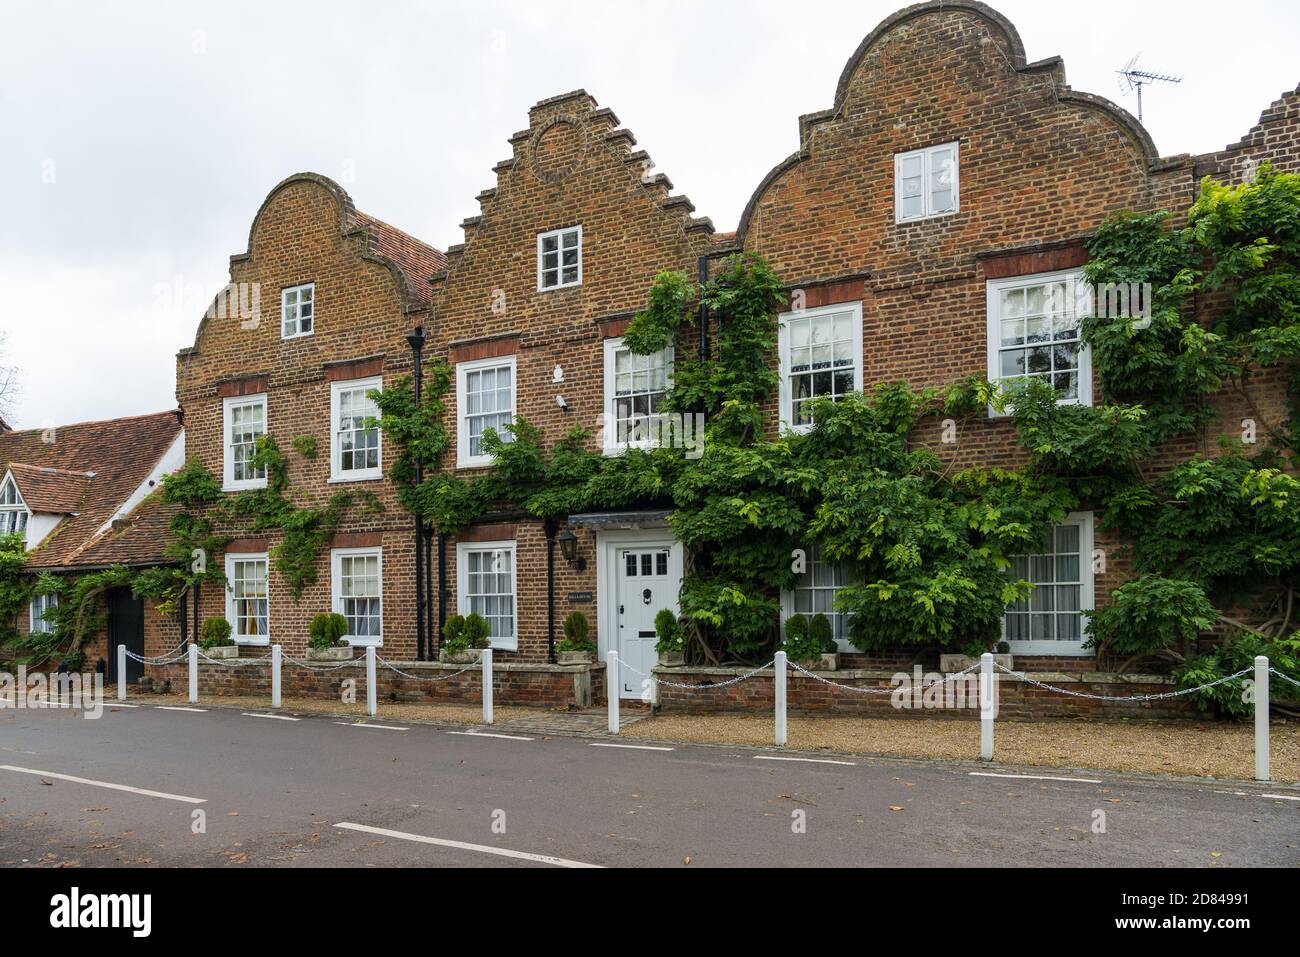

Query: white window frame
777;301;864;434
894;142;960;223
222;394;268;492
1003;511;1095;657
331;547;383;647
224;552;270;646
986;269;1093;416
780;544;858;652
30;593;57;635
0;473;30;540
537;226;583;291
456;540;518;652
329;376;383;483
456;355;517;470
281;283;315;339
602;337;675;456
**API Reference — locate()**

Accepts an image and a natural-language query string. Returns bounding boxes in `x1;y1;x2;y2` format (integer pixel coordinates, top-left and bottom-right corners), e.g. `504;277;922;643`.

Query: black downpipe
544;519;558;665
179;588;189;647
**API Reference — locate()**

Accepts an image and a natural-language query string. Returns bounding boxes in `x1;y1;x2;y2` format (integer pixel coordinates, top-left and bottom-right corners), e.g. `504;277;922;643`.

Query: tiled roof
0;410;183;570
354;211;447;308
7;463;95;514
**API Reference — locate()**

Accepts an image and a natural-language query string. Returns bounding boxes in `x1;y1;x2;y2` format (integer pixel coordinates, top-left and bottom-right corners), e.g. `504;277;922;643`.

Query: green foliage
308;612;349;650
1084;577;1218;659
808;613;834;654
463;613;491;649
782;615;820;663
199;617;234;649
654;609;683;655
558;611;595;655
292;434;318;459
1175;633;1300;717
442;613;490;653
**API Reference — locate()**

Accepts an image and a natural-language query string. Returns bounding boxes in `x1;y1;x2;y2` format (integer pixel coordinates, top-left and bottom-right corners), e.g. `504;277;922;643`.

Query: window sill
234;638;270;647
489;639;518;653
328;473;383;485
223;482;268;494
280;331;315;342
345;637;383;648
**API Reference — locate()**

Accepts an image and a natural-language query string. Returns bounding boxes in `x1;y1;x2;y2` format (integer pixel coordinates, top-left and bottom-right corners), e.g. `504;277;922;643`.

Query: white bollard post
482;648;494;726
117;644;127;702
1255;656;1270;783
188;642;198;705
366;646;377;718
775;651;788;747
271;644;282;710
980;653;995;762
607;651;619;734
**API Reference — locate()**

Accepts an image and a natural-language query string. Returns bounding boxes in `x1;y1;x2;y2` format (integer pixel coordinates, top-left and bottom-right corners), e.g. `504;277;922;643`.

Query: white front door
597;531;681;701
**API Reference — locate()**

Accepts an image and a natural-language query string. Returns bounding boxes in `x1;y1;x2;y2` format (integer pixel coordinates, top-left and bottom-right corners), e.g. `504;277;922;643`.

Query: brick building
134;1;1299;698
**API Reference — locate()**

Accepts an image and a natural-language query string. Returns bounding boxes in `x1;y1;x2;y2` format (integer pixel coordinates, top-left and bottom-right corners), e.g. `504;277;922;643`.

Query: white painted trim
29;592;57;635
224;551;270;645
986;268;1094;417
280;282;316;339
0;470;32;545
455;539;518;651
536;225;583;292
97;429;186;535
595;528;683;695
456;354;517;469
601;336;676;456
222;394;268;492
331;546;384;647
1004;510;1095;657
777;300;864;435
894;141;960;224
329;376;384;482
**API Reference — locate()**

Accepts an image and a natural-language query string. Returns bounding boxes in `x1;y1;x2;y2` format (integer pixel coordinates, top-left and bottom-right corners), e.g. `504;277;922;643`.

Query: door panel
616;547;672;699
107;588;145;684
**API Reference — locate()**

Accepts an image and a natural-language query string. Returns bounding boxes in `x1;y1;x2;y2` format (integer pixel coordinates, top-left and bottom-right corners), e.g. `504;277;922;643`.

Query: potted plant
782;615;822;670
307;612;354;661
439;613;491;664
939;640;1013;674
557;611;596;665
199;618;238;659
654;609;685;667
809;613;839;671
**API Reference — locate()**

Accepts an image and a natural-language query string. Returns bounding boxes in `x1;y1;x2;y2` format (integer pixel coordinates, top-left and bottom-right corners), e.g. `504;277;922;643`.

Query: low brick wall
653;665;1198;720
144;658;606;710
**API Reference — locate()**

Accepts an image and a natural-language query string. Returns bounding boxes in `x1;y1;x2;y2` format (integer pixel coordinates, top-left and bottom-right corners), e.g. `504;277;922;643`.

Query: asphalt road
1;701;1297;868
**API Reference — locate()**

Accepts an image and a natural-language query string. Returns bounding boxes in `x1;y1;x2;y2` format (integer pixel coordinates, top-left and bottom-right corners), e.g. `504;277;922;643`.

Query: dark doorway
107;587;145;684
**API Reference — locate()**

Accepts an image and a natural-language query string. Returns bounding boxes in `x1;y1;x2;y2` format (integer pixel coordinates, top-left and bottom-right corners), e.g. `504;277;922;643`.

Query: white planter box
308;646;354;662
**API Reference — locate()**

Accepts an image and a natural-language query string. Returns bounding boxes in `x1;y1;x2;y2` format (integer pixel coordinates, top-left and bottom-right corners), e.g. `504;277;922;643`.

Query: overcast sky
1;0;1296;429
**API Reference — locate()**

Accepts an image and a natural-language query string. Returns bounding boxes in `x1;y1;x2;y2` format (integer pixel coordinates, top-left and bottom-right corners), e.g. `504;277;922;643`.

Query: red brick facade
165;3;1300;686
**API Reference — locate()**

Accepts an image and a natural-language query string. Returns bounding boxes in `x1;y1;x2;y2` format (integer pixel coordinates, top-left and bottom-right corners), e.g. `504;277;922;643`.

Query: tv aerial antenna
1117;54;1182;124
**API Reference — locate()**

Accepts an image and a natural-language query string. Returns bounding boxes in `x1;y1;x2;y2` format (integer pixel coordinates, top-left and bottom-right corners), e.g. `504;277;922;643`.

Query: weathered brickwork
167;2;1300;716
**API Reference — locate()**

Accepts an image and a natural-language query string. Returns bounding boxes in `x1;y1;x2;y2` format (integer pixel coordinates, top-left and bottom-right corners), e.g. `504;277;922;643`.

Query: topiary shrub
444;613;492;653
558;611;595;654
654;609;683;655
463;613;492;649
308;612;349;650
808;613;834;654
199;617;234;650
782;615;820;664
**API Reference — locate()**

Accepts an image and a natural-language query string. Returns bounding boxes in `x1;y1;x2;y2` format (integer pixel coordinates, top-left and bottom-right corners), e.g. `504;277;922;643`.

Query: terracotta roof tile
353;211;447;308
0;410;183;570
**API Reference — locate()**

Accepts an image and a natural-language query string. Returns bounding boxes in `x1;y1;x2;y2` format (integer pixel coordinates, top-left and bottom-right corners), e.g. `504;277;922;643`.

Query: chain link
277;652;367;672
787;659;982;697
994;662;1254;702
1269;667;1300;691
617;656;776;692
376;656;481;683
124;649;188;666
196;649;273;668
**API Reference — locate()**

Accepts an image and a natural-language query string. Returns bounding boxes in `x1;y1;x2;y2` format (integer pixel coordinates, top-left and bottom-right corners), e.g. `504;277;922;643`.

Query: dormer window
537;227;582;291
0;475;29;537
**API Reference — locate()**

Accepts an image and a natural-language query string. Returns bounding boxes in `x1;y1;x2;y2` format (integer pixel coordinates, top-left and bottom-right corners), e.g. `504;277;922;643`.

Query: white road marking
969;772;1103;784
107;704;141;709
335;722;409;732
155;706;207;713
0;765;206;804
334;822;601;868
242;712;300;722
589;743;674;752
1261;793;1300;802
754;755;857;767
447;731;534;742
